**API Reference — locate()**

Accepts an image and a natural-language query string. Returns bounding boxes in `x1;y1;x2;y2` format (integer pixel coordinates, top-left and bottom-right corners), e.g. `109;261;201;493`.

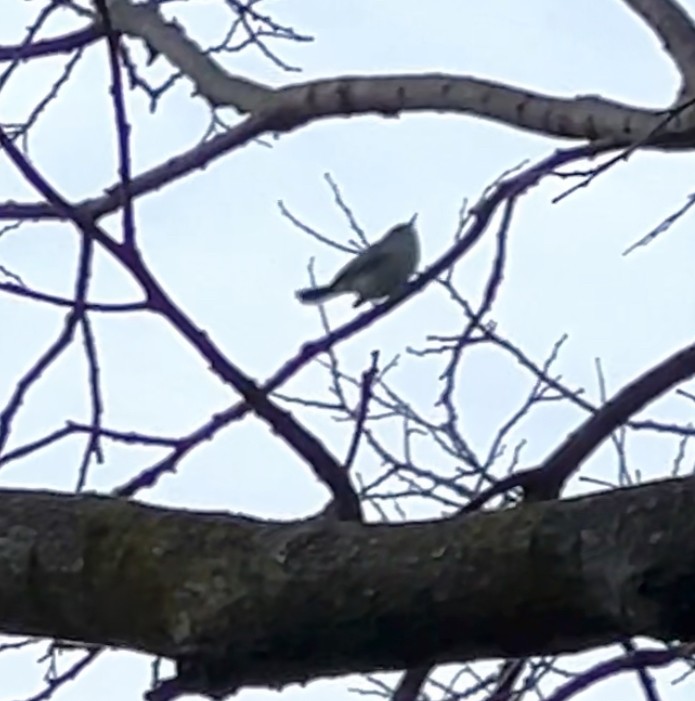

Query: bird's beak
409;213;418;226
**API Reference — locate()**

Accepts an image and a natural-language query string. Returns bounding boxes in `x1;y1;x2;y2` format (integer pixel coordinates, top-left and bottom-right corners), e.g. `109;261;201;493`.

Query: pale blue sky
1;1;695;700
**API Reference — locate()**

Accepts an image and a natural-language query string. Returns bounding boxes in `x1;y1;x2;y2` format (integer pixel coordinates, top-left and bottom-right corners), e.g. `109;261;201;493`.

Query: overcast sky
1;1;695;700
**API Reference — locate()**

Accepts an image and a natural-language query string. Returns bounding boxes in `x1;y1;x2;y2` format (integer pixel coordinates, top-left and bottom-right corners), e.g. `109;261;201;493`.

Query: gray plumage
296;215;420;307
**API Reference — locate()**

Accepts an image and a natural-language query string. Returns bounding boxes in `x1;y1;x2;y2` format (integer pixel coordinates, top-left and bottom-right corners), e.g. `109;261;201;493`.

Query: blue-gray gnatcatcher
296;215;420;308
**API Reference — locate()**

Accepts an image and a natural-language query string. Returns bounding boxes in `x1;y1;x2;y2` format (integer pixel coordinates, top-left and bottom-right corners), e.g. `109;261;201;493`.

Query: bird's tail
295;285;339;304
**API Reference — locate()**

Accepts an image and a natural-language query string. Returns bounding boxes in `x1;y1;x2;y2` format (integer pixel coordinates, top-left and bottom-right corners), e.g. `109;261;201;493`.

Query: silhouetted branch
463;339;695;512
116;144;602;497
344;351;380;472
0;123;361;520
94;0;136;247
0;281;146;311
75;316;105;491
545;646;682;701
0;26;100;62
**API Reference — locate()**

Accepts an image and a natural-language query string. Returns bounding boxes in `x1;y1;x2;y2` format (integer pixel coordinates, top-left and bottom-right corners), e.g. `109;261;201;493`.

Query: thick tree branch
623;0;695;97
102;0;695;143
0;477;694;698
103;0;269;109
3;0;695;227
1;74;691;226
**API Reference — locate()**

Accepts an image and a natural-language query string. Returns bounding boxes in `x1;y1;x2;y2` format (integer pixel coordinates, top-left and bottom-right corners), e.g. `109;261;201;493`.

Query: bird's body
296;217;420;307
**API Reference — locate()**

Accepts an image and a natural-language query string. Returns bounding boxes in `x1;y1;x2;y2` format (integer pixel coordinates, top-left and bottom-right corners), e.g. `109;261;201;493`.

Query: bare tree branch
0;26;101;61
0;478;694;698
463;339;695;512
344;351;379;472
622;0;695;97
0;281;146;311
545;646;682;701
0;123;362;521
93;0;695;146
113;144;600;497
94;0;136;247
4;4;695;699
2;0;695;230
104;0;269;109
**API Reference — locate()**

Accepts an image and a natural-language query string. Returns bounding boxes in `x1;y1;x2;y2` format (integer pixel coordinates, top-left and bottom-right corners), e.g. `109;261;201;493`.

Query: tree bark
0;478;693;690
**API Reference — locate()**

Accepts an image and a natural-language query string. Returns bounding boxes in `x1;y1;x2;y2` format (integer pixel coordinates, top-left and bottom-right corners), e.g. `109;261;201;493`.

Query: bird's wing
331;247;389;290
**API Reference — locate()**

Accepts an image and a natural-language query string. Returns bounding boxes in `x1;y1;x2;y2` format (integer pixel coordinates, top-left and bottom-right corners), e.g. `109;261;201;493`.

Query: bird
296;215;419;308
